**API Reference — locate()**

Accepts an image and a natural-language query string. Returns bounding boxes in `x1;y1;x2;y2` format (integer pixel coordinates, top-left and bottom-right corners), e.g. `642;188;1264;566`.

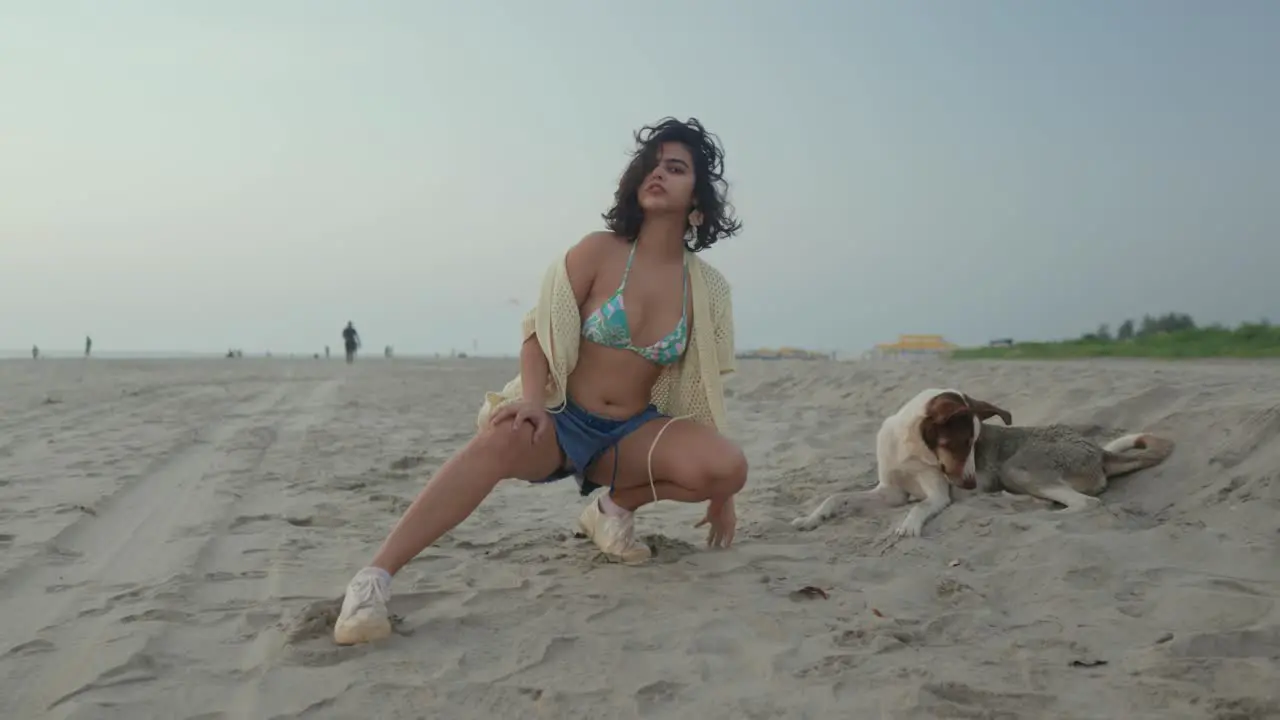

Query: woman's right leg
367;422;563;574
334;418;563;645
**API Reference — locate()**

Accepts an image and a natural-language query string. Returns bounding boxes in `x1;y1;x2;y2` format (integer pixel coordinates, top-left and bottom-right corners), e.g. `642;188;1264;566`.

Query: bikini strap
679;256;689;321
618;241;639;289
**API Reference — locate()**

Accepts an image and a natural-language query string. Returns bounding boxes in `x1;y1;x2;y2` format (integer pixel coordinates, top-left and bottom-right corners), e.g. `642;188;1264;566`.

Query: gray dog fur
970;423;1175;511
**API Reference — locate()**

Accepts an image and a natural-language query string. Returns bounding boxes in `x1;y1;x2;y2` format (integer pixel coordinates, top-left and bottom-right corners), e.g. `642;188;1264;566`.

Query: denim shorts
532;397;665;496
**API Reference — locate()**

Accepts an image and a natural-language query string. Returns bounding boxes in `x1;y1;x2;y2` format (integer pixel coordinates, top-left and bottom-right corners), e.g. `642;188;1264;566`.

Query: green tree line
952;312;1280;359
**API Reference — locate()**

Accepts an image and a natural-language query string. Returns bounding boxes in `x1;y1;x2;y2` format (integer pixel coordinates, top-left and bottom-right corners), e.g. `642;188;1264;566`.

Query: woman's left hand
695;496;737;548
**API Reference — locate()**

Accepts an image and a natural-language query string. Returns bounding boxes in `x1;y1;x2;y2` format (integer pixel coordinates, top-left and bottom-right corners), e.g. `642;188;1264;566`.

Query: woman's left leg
578;417;748;559
599;417;747;507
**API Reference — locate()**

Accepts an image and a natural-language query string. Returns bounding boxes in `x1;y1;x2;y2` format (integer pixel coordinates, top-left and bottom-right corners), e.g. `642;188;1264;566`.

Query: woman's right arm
521;232;610;404
519;335;550;405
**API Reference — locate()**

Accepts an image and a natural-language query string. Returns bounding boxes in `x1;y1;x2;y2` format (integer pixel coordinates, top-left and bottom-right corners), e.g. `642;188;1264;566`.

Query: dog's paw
894;520;923;538
791;515;820;532
1061;496;1103;514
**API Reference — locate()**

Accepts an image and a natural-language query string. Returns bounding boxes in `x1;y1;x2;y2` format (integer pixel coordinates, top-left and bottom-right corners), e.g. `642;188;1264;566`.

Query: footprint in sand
47;648;160;711
283;515;346;528
203;569;269;582
389;454;427;471
46;580;90;593
639;534;698;564
229;513;278;530
1167;626;1280;658
120;608;194;624
834;627;913;654
280;597;344;643
794;654;861;678
911;682;1055;717
634;680;687;716
368;493;411;514
5;639;56;657
334;476;368;492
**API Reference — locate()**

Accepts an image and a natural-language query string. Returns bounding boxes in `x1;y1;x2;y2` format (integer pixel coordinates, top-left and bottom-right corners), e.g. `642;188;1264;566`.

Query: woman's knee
672;442;747;499
709;443;749;497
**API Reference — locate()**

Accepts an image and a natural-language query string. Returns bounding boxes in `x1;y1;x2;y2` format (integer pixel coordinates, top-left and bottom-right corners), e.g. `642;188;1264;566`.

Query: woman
334;117;748;645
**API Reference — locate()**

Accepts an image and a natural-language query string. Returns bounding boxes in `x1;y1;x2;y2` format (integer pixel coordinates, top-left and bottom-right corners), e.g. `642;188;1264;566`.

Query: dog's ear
925;393;971;423
919;418;939;449
920;393;968;448
964;395;1012;425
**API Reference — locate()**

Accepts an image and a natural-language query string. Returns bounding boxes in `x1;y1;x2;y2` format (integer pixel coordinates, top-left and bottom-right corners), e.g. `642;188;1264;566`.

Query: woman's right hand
695;496;737;548
490;400;552;443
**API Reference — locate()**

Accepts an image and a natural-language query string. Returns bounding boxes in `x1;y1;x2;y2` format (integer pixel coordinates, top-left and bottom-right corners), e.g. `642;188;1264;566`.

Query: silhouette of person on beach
85;335;92;358
342;322;361;364
32;345;39;359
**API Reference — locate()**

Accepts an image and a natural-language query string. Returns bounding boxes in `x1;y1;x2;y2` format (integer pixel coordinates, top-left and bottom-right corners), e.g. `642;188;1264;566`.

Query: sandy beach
1;356;1277;719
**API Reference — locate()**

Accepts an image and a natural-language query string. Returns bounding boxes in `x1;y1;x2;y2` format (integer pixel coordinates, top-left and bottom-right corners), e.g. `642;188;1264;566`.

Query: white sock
363;566;392;586
598;493;631;518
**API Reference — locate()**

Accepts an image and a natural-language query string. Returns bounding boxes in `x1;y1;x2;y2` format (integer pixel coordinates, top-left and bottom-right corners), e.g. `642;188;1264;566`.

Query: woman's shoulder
575;230;627;251
558;232;629;296
564;231;627;263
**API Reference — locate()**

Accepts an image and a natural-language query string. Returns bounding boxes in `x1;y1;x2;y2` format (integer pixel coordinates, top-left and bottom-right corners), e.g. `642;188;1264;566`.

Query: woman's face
637;141;696;214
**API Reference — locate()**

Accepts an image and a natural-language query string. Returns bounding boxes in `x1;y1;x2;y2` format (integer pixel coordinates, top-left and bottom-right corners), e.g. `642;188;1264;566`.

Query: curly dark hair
601;117;742;252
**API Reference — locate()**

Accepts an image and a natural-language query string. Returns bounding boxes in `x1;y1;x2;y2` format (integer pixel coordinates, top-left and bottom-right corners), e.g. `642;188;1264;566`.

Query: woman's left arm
712;277;737;376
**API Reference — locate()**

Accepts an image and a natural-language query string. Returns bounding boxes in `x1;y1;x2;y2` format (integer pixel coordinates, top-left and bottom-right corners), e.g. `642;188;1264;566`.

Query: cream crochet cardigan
476;247;736;431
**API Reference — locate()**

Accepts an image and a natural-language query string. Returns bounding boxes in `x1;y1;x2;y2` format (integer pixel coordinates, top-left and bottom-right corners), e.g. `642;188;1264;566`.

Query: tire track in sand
218;376;356;720
0;379;241;461
0;379;338;719
161;375;345;718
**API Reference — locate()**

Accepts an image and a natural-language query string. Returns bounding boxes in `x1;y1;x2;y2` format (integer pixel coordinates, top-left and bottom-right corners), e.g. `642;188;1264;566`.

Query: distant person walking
32;345;39;359
342;321;361;364
85;335;92;358
325;345;331;360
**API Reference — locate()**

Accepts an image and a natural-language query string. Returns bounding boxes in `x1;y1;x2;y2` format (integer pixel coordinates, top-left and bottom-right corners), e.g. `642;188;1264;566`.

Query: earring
685;210;703;242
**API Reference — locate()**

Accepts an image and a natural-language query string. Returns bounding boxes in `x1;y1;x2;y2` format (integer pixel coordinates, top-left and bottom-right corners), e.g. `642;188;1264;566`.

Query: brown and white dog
791;388;1011;537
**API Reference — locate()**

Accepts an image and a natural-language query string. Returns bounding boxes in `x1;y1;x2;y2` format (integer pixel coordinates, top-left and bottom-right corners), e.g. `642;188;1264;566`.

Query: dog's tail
1102;433;1175;477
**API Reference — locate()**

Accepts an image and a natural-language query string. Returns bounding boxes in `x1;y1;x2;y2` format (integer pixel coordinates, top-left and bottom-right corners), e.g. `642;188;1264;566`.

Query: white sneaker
333;567;392;645
578;498;652;564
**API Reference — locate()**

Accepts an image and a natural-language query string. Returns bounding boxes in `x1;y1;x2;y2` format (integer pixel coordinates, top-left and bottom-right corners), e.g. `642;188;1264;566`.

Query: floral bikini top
580;243;689;366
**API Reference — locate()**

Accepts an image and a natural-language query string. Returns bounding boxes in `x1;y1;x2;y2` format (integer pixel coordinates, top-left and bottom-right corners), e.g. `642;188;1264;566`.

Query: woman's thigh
587;417;747;496
467;413;566;482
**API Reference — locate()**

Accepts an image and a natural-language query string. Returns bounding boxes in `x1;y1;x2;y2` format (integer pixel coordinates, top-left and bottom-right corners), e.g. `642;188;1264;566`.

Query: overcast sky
3;1;1277;356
